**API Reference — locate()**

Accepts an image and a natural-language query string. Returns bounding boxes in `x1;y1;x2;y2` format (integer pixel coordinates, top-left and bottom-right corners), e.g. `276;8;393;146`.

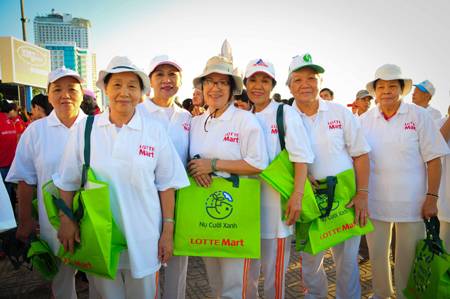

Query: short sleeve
416;111;450;163
154;128;190;191
342;107;371;157
6;127;37;185
240;115;269;171
283;105;314;163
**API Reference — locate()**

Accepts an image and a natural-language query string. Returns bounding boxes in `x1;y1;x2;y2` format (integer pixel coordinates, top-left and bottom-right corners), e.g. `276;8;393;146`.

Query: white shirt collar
98;107;142;131
258;99;278;115
47;109;87;127
373;99;408;119
143;97;183;115
292;97;328;116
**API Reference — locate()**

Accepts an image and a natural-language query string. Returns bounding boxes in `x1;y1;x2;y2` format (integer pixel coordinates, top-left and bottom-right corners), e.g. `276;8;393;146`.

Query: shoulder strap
276;104;286;151
81;116;94;188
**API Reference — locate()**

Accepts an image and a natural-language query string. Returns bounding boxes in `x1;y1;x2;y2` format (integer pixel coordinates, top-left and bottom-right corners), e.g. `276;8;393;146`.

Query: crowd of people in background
1;47;449;299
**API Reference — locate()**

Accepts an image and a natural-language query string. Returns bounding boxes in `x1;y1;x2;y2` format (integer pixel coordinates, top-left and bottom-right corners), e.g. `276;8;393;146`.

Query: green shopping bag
27;233;59;280
43;115;127;279
295;169;374;255
31;197;38;221
403;217;450;299
260;104;320;223
174;174;261;259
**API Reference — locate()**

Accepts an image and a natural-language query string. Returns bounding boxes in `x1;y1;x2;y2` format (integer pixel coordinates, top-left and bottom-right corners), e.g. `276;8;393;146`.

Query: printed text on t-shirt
139;145;155;158
328;120;342;130
223;132;239;143
404;122;417;131
271;125;278;134
182;123;190;131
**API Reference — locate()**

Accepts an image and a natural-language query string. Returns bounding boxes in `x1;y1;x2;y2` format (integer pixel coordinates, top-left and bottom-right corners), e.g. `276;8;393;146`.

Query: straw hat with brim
366;64;412;98
96;56;151;95
192;56;243;96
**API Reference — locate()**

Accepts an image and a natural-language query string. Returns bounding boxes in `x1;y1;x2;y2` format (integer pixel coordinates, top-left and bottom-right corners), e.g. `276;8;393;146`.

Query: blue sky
1;0;449;114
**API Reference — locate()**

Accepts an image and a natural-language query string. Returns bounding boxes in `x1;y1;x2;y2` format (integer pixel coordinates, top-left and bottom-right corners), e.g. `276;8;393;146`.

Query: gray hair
285;70;322;87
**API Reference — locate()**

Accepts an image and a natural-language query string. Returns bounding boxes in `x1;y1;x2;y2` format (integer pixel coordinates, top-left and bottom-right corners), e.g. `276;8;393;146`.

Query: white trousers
441;220;450;250
52;259;77;299
93;269;160;299
202;256;251;299
247;236;291;299
300;235;361;299
366;219;425;299
162;255;188;299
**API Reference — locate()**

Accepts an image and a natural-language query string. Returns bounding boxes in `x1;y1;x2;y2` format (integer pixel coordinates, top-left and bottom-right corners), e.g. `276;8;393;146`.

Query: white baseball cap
148;54;182;75
96;56;150;95
47;66;83;86
366;64;412;97
414;79;435;97
288;53;325;75
244;59;275;79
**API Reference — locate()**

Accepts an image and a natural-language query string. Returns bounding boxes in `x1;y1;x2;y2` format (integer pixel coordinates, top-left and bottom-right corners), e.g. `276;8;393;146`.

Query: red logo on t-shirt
223;132;239;143
139;145;155;158
404;122;417;131
271;125;278;134
182;123;189;131
328;120;342;130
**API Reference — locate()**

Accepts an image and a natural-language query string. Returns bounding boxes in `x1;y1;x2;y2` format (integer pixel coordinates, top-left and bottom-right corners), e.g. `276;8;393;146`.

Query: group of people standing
1;49;449;299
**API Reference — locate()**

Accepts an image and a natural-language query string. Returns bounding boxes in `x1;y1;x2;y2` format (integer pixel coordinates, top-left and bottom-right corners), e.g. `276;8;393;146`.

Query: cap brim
193;69;244;96
149;61;182;74
48;74;84;85
97;68;151;95
366;76;412;98
413;84;428;93
245;68;275;80
292;64;325;74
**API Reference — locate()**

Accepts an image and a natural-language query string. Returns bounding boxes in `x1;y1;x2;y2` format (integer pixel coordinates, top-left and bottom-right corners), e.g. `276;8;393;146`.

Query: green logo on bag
316;194;339;213
206;191;233;220
412;251;432;293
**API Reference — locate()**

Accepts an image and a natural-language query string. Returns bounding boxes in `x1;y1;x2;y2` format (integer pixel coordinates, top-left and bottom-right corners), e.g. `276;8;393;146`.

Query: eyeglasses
203;80;230;89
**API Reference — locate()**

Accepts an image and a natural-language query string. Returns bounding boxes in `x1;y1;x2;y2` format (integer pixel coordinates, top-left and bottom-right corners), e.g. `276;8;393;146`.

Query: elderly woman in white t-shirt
288;53;371;299
359;64;450;299
187;55;269;299
54;56;189;299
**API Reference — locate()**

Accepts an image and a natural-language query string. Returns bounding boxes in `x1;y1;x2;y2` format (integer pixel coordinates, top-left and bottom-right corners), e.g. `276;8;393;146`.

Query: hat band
205;64;232;73
112;66;136;70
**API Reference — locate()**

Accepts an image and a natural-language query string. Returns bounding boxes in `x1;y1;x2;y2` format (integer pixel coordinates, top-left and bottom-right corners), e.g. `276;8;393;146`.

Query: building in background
34;9;103;107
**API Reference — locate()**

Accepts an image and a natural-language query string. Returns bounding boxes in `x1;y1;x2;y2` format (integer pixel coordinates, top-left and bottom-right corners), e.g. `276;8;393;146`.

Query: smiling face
375;79;404;109
288;67;322;104
245;72;274;108
192;89;204;106
202;73;231;110
150;64;182;101
48;76;83;115
105;72;141;117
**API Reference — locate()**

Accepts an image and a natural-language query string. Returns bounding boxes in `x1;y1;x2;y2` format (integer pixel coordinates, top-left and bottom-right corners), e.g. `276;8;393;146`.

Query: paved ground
0;242;397;299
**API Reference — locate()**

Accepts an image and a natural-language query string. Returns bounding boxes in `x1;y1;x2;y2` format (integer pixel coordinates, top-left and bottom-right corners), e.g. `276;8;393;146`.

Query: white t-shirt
137;98;191;167
426;105;443;121
353;111;360;121
292;98;371;180
359;100;450;222
52;108;190;279
255;100;314;239
189;103;269;177
436;116;450;222
6;109;87;255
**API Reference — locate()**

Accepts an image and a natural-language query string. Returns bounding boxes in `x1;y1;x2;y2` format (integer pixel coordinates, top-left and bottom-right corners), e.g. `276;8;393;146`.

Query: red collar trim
381;110;397;120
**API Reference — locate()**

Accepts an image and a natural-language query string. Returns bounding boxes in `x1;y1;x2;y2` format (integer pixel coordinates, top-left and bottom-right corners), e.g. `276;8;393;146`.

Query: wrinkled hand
346;191;369;227
188;159;213;177
158;232;174;264
193;174;212;188
192;106;206;117
16;219;37;243
57;214;80;254
421;196;438;219
285;192;303;226
307;173;319;193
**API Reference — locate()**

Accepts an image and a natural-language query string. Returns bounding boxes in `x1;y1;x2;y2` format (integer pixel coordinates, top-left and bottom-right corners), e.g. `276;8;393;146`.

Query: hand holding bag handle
192;154;240;188
53;115;94;221
423;216;446;255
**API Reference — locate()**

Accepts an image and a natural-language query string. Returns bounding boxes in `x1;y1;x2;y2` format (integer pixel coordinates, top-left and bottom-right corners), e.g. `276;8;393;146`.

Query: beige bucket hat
192;56;243;95
366;64;412;97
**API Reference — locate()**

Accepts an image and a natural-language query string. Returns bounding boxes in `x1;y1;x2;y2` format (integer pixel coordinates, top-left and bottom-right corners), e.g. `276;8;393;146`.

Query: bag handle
423;216;446;254
191;154;240;188
55;116;93;221
316;176;338;219
276;104;286;151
